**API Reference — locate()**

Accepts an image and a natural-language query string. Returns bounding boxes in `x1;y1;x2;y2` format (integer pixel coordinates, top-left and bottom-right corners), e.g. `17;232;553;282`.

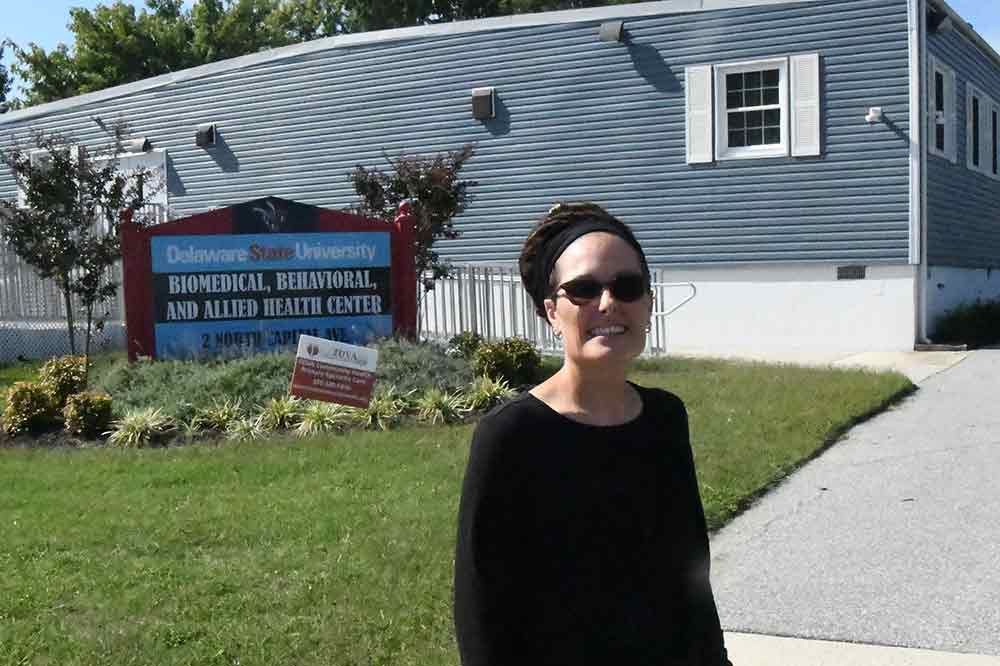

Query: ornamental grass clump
106;407;174;448
257;395;303;431
2;381;58;436
415;387;466;425
462;375;516;412
295;401;356;437
192;398;245;432
226;416;266;442
358;386;411;431
63;391;113;438
39;355;88;407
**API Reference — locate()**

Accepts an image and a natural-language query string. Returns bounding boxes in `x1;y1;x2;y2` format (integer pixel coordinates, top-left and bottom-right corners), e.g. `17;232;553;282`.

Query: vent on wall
837;265;867;280
471;88;495;120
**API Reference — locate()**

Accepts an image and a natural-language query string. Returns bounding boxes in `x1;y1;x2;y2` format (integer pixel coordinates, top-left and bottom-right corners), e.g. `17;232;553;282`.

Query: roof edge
0;0;833;126
928;0;1000;70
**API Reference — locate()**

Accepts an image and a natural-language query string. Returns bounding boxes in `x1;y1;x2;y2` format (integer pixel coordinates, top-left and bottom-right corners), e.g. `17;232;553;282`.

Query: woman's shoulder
631;382;687;417
476;391;550;436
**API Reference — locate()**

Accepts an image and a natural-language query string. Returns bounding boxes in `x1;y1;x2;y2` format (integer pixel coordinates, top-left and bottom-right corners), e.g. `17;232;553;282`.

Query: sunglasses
554;273;649;303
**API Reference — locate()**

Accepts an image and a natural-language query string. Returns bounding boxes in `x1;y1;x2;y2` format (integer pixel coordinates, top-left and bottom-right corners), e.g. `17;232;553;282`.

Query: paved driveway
710;350;1000;656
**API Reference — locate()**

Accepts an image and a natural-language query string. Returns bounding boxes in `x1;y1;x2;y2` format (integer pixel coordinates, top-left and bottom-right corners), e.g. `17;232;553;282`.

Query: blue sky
3;0;999;98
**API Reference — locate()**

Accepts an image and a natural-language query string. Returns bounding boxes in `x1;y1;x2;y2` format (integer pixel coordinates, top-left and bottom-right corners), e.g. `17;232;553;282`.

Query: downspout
911;0;932;344
919;0;931;344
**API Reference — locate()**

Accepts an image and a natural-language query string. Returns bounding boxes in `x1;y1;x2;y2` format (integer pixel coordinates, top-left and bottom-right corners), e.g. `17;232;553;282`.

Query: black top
453;383;731;666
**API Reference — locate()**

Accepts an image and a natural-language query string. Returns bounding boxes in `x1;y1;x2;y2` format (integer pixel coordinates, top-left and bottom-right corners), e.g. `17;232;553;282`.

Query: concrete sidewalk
694;350;999;664
724;633;1000;665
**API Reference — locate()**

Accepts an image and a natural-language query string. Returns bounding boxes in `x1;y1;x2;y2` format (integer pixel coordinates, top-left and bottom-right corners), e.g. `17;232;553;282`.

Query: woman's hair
518;202;651;321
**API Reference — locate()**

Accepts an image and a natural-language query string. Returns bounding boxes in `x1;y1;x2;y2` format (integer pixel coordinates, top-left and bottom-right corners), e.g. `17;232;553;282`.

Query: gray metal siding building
1;0;999;354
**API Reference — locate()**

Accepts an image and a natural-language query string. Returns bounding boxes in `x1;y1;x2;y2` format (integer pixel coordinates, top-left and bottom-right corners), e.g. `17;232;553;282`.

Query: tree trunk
61;282;76;355
83;304;93;386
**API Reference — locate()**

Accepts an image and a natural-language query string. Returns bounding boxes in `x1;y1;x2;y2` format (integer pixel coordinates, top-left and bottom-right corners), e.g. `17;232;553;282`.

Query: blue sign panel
151;232;392;359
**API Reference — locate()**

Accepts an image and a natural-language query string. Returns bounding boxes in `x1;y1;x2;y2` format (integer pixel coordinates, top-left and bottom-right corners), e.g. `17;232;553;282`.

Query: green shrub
257;395;302;431
296;401;355;437
39;355;88;407
932;299;1000;347
2;381;58;436
446;332;484;360
63;391;113;438
462;375;517;412
472;337;541;387
373;337;473;393
95;353;295;421
414;387;466;425
106;407;174;448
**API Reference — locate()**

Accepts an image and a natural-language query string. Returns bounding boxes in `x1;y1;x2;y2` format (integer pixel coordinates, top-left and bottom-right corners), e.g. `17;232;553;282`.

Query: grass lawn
0;356;913;665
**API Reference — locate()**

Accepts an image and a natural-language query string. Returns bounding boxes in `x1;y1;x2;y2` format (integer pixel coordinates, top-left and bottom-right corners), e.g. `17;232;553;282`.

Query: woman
453;203;732;666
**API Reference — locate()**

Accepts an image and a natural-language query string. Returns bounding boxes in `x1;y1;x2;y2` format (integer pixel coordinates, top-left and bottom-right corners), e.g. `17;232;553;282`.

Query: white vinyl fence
420;265;695;357
0;204;167;363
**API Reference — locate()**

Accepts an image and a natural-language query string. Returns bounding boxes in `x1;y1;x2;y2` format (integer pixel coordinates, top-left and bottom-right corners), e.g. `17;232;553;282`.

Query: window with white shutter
686;54;822;163
966;84;996;177
928;55;956;162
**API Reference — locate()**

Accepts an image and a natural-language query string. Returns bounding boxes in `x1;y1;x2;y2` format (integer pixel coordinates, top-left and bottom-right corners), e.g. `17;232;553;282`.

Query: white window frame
928;56;955;161
988;98;1000;181
966;83;995;177
714;57;789;161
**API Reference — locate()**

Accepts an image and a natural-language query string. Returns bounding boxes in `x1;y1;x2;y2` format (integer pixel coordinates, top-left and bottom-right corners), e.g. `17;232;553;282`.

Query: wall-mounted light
124;137;152;153
471;88;495;120
599;20;625;43
865;107;883;124
928;9;953;33
196;123;216;147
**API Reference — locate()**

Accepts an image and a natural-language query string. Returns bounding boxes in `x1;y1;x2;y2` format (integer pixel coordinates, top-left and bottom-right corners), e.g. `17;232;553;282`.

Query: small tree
350;144;476;328
0;127;156;377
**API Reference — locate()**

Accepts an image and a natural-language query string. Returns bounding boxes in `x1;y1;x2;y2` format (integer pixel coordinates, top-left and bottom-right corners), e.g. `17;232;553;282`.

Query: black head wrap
521;205;649;318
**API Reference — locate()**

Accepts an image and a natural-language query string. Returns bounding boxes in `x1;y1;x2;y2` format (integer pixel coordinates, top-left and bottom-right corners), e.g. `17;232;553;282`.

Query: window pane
763;69;779;86
763;87;779;106
727;92;743;109
764;127;781;144
729;130;746;147
745;71;762;89
973;97;980;166
936;124;945;151
747;129;763;146
935;71;944;112
727;73;743;91
745;89;761;107
728;112;745;129
764;109;780;126
748;110;764;128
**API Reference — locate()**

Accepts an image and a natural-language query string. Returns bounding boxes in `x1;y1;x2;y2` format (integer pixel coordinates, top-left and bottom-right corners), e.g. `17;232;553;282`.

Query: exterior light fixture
195;123;217;147
471;88;495;120
865;107;883;124
124;137;152;153
599;20;625;43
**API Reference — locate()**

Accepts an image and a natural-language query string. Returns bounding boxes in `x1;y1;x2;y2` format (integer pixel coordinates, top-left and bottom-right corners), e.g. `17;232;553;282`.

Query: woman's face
543;232;653;368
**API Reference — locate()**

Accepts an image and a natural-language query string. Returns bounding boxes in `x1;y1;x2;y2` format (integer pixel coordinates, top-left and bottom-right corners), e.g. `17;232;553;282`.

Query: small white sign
289;335;379;407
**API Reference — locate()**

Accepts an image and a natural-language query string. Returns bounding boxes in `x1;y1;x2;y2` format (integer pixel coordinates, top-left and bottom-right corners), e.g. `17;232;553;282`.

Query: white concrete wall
655;263;917;355
421;263;918;357
926;265;1000;332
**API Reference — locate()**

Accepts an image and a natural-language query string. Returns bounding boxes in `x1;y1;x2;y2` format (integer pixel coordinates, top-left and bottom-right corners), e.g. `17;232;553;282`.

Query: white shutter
685;65;714;164
790;53;821;157
946;68;958;163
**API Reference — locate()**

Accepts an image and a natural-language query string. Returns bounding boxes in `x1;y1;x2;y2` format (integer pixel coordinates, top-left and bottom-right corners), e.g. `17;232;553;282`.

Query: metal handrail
651;281;697;318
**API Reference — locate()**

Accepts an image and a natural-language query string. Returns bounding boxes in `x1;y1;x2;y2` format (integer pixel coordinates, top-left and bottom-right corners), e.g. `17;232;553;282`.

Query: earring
553;329;562;338
644;323;651;333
